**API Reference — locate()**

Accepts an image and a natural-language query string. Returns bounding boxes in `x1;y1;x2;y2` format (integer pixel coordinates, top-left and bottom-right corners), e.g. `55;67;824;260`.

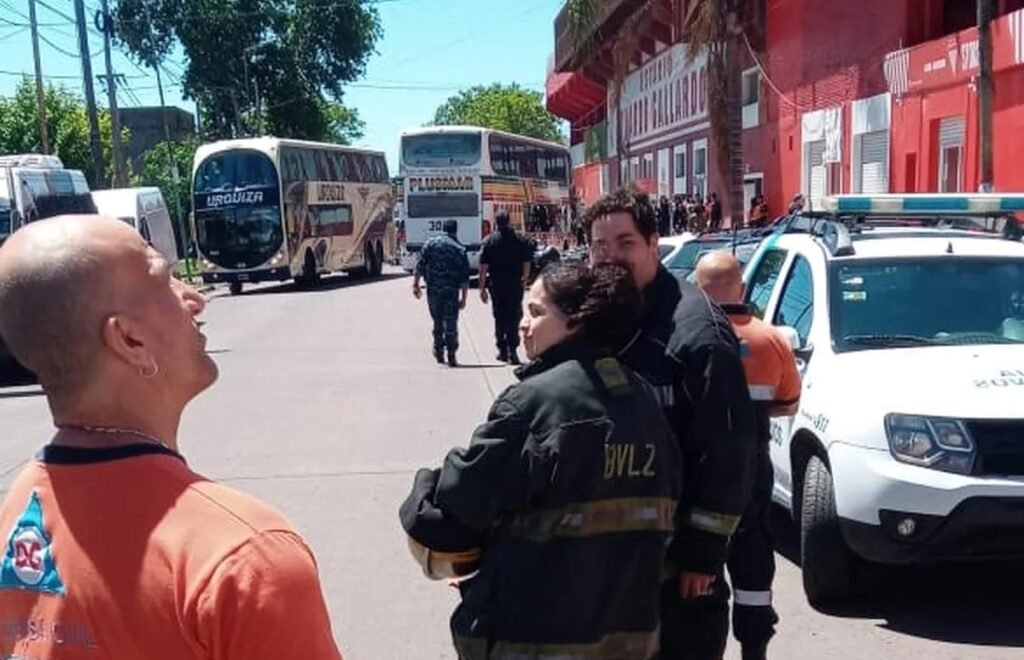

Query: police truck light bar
822;193;1024;215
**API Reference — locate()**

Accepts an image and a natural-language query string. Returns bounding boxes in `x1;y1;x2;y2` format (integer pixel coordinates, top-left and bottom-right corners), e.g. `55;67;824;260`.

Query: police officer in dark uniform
585;187;759;660
400;261;683;660
413;219;470;367
479;211;532;365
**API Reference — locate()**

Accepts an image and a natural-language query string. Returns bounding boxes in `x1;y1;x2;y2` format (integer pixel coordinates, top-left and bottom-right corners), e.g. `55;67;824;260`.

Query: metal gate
807;140;826;210
859;130;889;194
938;116;966;192
939;116;966;148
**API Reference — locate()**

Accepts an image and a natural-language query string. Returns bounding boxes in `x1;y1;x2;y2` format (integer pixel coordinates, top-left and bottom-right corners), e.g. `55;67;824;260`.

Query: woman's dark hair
539;261;642;348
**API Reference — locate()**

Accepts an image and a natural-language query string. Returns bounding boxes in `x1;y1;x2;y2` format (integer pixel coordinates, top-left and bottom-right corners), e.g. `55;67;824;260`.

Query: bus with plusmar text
398;126;574;273
192;137;395;295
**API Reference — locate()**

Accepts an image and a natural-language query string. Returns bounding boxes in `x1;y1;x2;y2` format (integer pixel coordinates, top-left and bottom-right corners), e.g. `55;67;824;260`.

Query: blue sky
0;0;565;171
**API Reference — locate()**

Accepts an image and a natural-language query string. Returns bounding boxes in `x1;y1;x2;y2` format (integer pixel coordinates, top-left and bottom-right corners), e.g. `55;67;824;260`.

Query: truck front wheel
800;456;860;607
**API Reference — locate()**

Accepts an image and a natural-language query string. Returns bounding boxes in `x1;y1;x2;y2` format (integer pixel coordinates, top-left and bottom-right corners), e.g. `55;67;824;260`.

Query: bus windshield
194;150;283;269
402;133;481;168
406;193;480;218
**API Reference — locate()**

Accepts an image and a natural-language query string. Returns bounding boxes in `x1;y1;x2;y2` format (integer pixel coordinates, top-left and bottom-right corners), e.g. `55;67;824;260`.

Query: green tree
321;100;366;145
433;84;565;143
0;78;128;186
112;0;380;142
138;137;198;237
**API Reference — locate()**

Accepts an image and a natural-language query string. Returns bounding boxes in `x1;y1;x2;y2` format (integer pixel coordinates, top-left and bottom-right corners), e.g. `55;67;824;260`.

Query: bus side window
140;218;152;244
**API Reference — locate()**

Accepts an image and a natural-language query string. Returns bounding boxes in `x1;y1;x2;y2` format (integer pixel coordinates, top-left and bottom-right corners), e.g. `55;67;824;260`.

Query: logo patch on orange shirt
0;490;65;595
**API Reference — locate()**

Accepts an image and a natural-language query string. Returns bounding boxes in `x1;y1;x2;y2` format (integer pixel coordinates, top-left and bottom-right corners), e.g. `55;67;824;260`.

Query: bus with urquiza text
192;137;396;295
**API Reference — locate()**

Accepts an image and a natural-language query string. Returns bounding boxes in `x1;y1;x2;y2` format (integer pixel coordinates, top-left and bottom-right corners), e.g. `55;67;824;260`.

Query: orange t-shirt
724;306;801;407
0;444;343;659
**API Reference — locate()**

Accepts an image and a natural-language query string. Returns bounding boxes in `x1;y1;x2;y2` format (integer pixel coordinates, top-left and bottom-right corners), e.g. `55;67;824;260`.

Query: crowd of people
655;193;725;236
0;186;800;660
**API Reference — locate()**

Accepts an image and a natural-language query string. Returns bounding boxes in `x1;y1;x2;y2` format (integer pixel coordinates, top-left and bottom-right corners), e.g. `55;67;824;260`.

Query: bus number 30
427;220;447;232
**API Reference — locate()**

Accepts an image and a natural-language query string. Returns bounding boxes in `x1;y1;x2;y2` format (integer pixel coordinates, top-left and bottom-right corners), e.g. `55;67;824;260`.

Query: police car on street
742;193;1024;606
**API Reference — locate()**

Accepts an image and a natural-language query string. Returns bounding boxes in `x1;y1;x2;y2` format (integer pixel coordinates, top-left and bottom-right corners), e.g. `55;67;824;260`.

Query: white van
91;187;180;266
0;155;97;246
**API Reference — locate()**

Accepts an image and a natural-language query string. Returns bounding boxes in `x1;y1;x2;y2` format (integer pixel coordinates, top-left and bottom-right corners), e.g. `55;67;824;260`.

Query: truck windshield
831;257;1024;350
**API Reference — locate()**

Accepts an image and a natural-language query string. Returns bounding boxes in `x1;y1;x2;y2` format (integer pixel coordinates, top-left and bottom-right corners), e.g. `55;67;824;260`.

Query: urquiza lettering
203;191;265;208
318;183;346;202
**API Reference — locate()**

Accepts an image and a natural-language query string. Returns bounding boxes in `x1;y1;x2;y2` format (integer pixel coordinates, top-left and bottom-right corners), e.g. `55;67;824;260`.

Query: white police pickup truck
742;193;1024;606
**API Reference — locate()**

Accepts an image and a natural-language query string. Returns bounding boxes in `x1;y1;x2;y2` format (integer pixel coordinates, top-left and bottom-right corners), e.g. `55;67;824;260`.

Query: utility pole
73;0;105;188
253;77;262;136
231;91;242;138
28;0;49;155
98;0;126;186
977;0;994;192
155;65;193;280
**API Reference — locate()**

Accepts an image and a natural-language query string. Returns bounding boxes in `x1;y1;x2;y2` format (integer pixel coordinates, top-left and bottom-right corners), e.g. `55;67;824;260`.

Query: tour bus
192;137;395;295
398;126;573;272
0;154;96;247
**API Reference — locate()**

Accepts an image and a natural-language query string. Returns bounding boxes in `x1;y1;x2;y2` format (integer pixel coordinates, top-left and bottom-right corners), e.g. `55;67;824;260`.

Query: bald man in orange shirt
0;216;342;659
695;250;801;660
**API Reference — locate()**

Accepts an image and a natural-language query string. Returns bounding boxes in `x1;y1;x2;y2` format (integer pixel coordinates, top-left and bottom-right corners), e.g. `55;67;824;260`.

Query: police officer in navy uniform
585;187;758;660
413;219;470;367
401;261;682;660
479;211;532;365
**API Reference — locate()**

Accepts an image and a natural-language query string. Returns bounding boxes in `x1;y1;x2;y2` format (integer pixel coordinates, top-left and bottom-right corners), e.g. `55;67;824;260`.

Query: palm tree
566;0;754;227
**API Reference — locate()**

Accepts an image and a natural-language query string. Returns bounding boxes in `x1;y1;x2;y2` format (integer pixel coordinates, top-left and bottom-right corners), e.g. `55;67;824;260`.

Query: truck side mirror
777;326;801;352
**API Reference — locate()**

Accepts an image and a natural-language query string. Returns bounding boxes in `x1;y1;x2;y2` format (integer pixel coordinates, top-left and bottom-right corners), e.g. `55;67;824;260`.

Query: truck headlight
884;414;976;474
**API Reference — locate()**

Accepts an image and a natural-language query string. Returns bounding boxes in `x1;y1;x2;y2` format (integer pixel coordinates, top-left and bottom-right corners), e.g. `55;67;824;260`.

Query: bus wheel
301;251;320;287
229;281;243;296
352;245;373;279
368;243;381;277
374;242;385;276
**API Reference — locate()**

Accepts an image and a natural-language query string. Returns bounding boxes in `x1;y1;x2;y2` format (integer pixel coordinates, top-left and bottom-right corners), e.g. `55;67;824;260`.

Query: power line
8;0;432;27
0;0;30;21
34;0;75;25
39;19;77;39
0;25;25;42
389;0;551;67
37;28;103;59
0;14;69;27
36;30;81;58
0;66;146;80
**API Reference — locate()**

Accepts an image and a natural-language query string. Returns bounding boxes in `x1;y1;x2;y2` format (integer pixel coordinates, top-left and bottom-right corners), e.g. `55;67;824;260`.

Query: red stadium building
546;0;1024;218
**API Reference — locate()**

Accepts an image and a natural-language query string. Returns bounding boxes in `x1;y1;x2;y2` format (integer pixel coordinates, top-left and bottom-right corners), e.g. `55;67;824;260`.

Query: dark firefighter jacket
618;266;758;575
400;339;682;660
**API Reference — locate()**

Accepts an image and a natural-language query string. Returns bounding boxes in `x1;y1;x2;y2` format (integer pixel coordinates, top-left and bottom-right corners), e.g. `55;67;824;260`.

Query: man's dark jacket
619;266;758;573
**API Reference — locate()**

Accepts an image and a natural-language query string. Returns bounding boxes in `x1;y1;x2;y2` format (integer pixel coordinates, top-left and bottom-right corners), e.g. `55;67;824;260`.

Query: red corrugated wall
747;0;911;214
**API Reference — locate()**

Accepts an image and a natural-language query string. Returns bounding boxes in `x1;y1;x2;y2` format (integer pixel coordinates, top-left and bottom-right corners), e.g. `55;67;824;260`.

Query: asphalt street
2;267;1023;659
